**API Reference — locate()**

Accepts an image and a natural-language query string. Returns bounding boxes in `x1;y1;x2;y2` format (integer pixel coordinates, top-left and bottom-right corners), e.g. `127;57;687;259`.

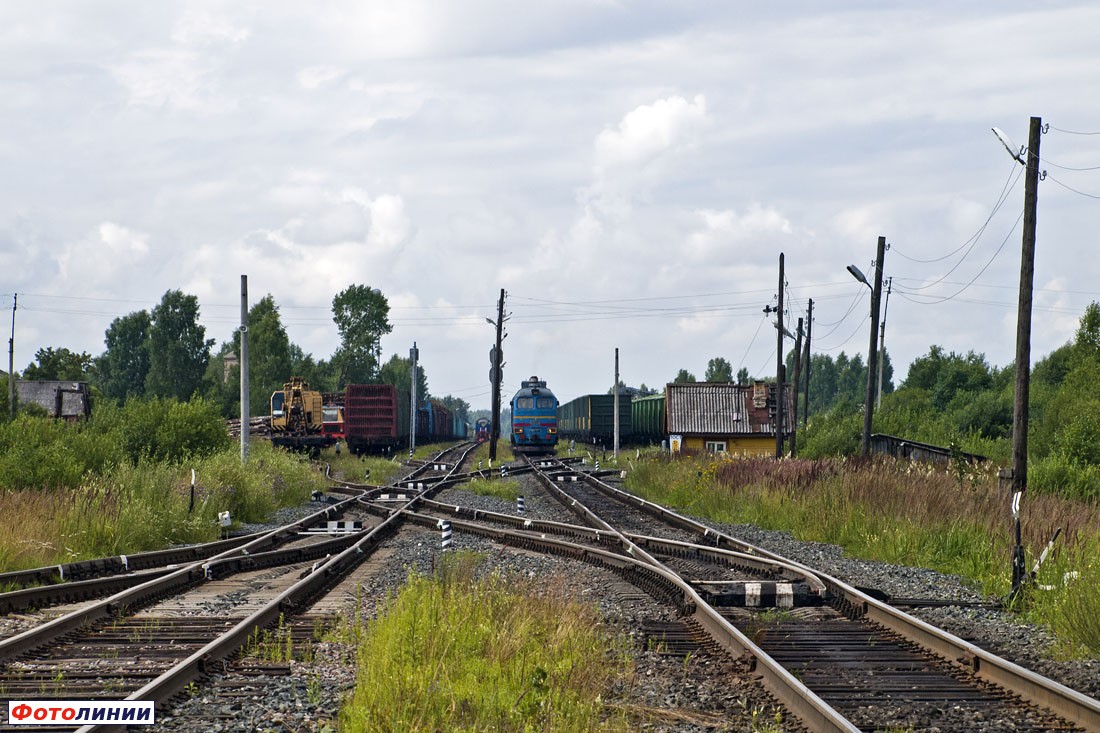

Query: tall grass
0;441;325;572
625;452;1100;656
339;552;630;733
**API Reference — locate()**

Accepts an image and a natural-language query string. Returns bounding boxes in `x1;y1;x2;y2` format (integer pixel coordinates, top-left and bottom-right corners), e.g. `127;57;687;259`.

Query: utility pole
240;276;250;461
775;253;785;458
802;299;812;429
613;347;620;460
409;342;419;455
860;236;886;456
1013;116;1042;496
1010;116;1042;597
489;289;506;461
7;293;15;419
790;317;803;457
876;277;892;409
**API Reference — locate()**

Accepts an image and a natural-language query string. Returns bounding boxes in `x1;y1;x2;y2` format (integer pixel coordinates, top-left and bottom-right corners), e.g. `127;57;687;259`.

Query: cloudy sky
3;2;1100;409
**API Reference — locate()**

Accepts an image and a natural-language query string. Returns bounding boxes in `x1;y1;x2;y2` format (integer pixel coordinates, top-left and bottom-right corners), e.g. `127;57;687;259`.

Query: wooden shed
15;381;91;420
665;381;794;456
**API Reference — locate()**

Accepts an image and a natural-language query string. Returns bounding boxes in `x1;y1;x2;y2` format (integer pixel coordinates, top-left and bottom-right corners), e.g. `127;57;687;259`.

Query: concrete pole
775;253;785;458
7;293;15;419
410;342;418;454
240;276;249;461
613;347;620;460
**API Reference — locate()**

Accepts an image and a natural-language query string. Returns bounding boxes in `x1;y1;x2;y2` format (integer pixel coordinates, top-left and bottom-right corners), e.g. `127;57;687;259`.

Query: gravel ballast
144;473;1100;731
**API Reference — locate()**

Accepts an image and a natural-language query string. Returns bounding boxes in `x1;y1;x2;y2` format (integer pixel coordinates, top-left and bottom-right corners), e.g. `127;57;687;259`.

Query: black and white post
439;519;453;552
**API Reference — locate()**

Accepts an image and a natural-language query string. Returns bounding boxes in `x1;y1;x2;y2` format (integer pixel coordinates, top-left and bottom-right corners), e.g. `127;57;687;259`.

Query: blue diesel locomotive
510;376;558;455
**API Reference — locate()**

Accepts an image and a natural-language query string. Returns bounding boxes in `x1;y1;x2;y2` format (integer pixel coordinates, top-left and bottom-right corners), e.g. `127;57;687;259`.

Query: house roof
15;381;91;418
665;382;793;436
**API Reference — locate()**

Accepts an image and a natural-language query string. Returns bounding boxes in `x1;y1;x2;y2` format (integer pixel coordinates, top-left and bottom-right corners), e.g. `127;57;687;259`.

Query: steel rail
398;508;859;733
75;510;406;733
0;494;364;662
552;458;1100;731
410;494;825;593
0;531;269;590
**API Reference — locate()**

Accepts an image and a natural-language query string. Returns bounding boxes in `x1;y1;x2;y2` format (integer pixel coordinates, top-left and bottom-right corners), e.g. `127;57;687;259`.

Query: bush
1029;453;1100;501
90;397;229;463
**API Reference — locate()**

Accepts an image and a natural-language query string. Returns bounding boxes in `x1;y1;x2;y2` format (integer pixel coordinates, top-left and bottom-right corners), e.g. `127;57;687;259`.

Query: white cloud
685;205;795;262
297;65;345;91
594;94;708;173
171;10;251;46
57;222;150;282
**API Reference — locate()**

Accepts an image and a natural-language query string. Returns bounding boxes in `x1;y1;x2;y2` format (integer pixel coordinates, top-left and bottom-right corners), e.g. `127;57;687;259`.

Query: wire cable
1046;174;1100;200
736;315;767;373
1042;157;1100;172
895;209;1024;305
1050;125;1100;136
891;160;1022;269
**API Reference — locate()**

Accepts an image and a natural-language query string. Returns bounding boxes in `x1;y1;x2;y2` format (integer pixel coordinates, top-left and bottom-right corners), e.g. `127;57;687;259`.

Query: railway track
2;445;1097;732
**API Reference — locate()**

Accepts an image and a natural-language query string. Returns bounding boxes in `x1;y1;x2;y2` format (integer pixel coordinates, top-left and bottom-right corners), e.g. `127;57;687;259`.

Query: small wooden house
665;381;795;456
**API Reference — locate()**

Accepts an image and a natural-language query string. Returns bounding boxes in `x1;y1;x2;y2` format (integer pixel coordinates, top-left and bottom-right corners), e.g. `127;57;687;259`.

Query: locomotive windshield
536;397;555;408
516;397;534;409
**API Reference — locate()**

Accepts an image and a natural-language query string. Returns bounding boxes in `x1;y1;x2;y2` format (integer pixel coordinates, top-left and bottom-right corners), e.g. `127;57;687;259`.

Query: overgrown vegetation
624;451;1100;656
799;303;1100;503
0;398;325;573
339;552;630;733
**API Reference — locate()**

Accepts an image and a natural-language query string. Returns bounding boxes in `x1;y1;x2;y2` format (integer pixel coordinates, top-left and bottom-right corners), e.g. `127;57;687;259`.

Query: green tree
704;357;733;382
672;369;696;384
1074;301;1100;359
332;285;392;387
288;345;336;392
232;295;293;418
736;368;750;386
379;353;429;398
438;395;471;427
145;290;214;401
96;310;151;402
23;347;93;381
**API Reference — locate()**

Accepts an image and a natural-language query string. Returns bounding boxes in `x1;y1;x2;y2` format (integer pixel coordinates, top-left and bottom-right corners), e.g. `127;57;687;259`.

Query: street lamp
847;264;870;288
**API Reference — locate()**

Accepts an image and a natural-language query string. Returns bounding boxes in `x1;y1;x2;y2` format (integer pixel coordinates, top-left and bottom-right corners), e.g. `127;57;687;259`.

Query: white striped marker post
517;495;525;515
439;520;452;551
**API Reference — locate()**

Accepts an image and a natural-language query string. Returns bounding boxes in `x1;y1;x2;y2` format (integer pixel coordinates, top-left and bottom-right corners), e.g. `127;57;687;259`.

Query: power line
894;209;1023;305
1046;174;1100;200
1041;157;1100;172
891;160;1022;269
1050;125;1100;136
736;314;767;374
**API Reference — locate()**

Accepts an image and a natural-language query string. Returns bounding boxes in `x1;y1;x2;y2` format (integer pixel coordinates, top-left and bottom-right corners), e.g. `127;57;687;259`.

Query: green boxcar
631;393;666;444
557;394;632;445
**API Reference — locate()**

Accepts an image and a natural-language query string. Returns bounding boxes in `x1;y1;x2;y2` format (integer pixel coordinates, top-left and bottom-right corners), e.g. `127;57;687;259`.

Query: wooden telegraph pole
1010;116;1042;597
774;253;785;458
860;237;886;456
489;289;505;461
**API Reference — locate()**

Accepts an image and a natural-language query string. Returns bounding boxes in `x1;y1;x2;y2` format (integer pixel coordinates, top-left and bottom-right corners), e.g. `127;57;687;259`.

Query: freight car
557;393;632;446
631;393;666;445
510;376;558;455
343;385;467;455
343;384;410;455
416;399;456;444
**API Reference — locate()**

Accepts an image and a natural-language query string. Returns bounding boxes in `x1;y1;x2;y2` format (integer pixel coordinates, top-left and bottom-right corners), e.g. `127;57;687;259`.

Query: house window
705;441;727;453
